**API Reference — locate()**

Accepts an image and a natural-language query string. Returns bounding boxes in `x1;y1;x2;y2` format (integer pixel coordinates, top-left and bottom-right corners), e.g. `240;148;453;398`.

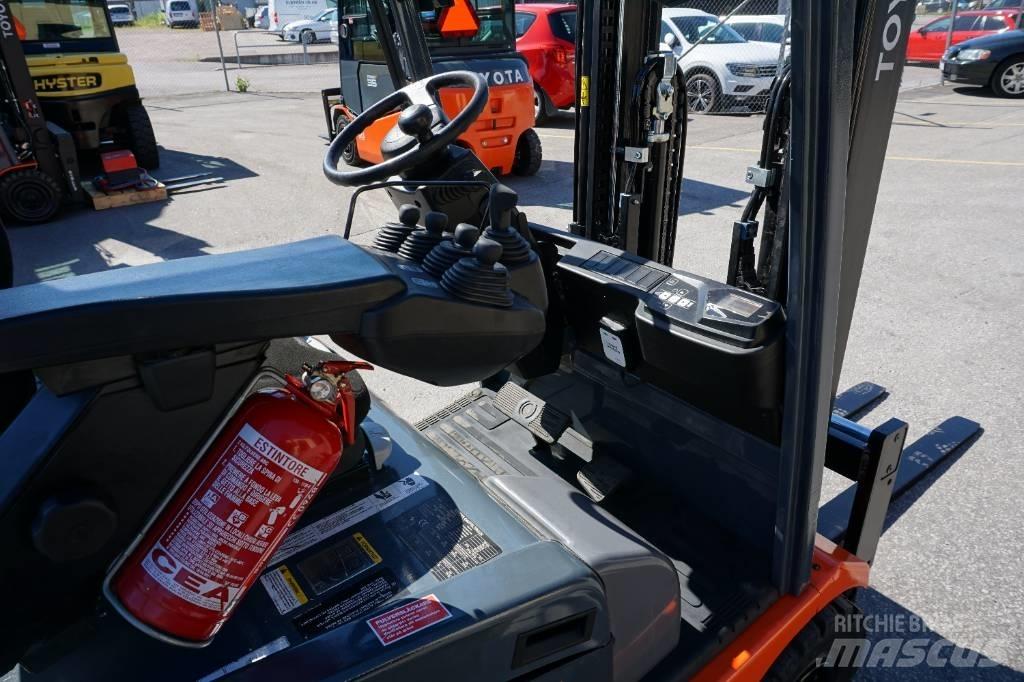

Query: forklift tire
763;595;863;682
0;169;62;225
123;104;161;170
512;128;543;176
333;114;364;167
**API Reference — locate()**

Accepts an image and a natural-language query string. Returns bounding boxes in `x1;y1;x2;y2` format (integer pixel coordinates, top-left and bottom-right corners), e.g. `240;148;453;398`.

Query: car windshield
317;9;335;21
9;0;115;50
169;1;190;10
110;6;128;13
671;15;746;45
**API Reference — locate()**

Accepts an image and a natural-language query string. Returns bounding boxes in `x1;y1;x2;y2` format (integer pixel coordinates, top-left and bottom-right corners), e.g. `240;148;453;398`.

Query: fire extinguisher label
140;424;328;613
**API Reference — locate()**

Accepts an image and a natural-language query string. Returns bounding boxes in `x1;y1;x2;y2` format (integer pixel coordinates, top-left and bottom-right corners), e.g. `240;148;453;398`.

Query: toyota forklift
0;0;980;681
321;0;542;177
7;0;160;170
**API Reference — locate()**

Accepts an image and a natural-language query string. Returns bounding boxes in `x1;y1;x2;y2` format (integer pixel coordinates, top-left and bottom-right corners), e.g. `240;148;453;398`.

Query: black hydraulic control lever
483;184;533;265
398;211;448;262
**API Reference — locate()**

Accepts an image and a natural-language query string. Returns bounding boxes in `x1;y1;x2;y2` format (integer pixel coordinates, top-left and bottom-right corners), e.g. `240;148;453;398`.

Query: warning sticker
140;424;326;614
260;565;309;615
297;532;383;596
388;497;502;581
366;594;452;646
270;476;428;565
293;570;399;638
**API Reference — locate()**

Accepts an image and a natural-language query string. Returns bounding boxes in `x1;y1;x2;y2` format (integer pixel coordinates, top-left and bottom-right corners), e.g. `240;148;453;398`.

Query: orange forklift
321;0;542;177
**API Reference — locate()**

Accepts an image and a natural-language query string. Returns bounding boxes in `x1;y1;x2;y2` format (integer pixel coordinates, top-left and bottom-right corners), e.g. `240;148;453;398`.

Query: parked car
108;3;135;25
282;7;337;44
723;14;786;45
254;6;269;29
986;0;1024;9
661;8;780;114
941;28;1024;97
268;0;332;31
164;0;199;27
907;10;1020;61
515;3;576;123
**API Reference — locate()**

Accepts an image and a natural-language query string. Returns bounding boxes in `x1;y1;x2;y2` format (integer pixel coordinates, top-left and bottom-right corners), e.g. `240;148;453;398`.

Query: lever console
545;230;785;442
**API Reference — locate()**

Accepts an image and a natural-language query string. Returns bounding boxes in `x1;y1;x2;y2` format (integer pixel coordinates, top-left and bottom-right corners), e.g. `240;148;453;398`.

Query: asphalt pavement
6;80;1024;678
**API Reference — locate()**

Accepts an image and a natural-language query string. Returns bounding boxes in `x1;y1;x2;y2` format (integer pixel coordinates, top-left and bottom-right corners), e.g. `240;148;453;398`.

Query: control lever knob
483;185;533;265
488;183;518;232
424;211;449;235
398;210;448;262
374;204;421;252
473;237;503;267
423;222;479;278
440;236;513;307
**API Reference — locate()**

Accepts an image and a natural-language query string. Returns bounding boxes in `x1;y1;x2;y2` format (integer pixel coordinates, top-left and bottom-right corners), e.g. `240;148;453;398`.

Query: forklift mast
571;0;917;592
572;0;685;266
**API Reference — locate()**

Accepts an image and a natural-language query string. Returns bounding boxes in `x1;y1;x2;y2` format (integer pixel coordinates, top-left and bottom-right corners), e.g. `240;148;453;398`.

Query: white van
163;0;199;27
267;0;333;31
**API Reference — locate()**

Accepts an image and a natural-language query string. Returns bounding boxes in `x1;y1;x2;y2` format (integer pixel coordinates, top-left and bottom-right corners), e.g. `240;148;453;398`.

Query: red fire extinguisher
111;360;372;645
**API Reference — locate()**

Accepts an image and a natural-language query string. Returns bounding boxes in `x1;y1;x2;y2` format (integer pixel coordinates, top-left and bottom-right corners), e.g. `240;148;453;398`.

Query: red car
906;10;1020;62
515;4;577;124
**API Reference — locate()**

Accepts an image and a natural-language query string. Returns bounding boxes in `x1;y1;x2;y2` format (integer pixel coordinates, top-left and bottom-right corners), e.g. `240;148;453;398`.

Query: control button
668;294;682;305
658;291;671;301
666;278;679;286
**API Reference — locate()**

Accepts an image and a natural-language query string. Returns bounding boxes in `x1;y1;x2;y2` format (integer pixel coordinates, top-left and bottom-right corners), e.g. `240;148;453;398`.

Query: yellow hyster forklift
8;0;159;169
0;0;980;680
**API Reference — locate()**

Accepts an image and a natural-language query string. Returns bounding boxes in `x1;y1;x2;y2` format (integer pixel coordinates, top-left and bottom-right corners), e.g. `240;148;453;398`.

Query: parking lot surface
7;80;1024;678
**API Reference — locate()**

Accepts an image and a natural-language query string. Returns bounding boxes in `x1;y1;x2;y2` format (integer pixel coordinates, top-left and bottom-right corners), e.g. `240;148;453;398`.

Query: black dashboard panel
551;234;785;443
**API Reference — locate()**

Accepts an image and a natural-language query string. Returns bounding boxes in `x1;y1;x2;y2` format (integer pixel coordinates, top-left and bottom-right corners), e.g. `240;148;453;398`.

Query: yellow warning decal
278;566;309;606
579;76;590;108
354;532;382;565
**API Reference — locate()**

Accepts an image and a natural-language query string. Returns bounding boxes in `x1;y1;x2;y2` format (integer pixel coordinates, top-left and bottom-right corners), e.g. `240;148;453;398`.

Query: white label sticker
599;328;627;368
269;476;429;565
196;636;290;682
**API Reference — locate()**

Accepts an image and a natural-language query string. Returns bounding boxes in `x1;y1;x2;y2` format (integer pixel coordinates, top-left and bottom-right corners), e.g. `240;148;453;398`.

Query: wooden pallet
83;180;167;211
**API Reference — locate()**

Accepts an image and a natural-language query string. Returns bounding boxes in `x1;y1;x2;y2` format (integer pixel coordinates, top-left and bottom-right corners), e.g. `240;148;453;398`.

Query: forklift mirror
339;23;348;39
664;32;676;47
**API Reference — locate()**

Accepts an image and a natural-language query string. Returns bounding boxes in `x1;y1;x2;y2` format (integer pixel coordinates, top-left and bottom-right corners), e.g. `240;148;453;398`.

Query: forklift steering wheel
323;71;489;187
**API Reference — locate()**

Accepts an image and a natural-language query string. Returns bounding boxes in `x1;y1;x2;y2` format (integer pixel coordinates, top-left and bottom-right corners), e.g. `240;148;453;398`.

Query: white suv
661;8;780;114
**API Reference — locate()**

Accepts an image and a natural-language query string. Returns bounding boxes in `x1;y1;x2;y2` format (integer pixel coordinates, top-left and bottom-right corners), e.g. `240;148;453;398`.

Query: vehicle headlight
727;63;759;78
957;49;991;61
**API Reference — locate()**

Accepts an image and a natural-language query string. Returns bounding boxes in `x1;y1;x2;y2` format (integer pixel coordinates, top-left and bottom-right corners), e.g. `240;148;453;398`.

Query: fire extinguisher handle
322;360;374;374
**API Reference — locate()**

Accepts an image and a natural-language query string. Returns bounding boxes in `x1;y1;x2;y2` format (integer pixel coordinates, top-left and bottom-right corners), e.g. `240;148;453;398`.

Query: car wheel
300;29;315;44
533;86;551;125
512;128;543;176
992;57;1024;98
686;72;720;114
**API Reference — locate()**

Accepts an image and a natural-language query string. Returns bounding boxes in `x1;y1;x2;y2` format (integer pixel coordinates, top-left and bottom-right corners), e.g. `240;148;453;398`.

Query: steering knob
398;104;436;143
